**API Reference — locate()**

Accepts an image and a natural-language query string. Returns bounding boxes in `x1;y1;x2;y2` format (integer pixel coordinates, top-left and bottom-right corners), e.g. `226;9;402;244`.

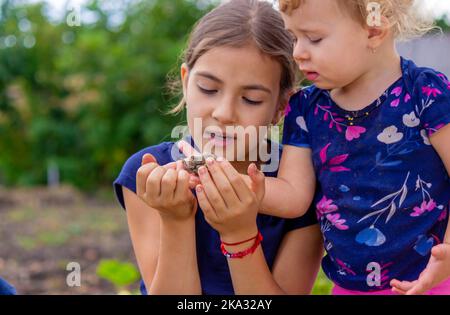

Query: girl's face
181;44;285;165
282;0;375;90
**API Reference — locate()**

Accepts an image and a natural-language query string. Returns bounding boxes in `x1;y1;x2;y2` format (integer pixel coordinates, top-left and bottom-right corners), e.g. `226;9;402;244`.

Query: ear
366;16;391;51
181;63;189;97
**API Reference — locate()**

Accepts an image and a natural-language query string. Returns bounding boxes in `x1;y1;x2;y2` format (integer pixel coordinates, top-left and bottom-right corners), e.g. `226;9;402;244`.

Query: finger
177;139;202;158
406;272;434;295
146;166;167;199
160;169;177;200
136;163;159;197
174;170;191;200
406;281;429;295
247;163;265;202
189;175;201;190
205;157;240;206
390;279;416;292
164;161;177;170
195;184;218;223
216;157;251;202
197;166;227;213
141;153;176;170
391;287;407;295
431;244;450;260
142;153;157;166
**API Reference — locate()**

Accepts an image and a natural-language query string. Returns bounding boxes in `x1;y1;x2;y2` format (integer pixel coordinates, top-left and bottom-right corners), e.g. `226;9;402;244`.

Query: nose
211;95;237;124
293;40;310;63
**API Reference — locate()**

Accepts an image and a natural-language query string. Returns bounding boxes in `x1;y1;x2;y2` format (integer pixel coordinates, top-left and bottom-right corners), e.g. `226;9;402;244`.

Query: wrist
160;214;196;229
220;231;263;259
220;226;259;249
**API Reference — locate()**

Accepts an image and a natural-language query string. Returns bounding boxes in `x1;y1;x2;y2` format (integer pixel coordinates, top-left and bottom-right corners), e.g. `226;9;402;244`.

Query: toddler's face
181;44;283;162
282;0;373;90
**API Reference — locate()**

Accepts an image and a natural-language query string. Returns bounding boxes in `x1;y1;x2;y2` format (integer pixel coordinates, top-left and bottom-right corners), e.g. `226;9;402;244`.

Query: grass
312;269;333;295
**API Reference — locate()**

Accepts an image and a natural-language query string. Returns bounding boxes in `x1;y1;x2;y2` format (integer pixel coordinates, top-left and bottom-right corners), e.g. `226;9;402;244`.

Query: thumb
141;153;157;166
431;243;450;260
247;163;265;201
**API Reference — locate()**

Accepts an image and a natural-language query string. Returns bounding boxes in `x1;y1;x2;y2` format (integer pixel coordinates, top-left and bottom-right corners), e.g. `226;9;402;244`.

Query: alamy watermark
366;262;381;287
66;5;81;27
169;118;281;173
66;262;81;287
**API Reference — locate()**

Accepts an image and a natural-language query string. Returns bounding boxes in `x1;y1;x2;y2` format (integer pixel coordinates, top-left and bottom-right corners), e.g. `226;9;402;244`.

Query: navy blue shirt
0;277;16;295
113;139;318;295
283;57;450;291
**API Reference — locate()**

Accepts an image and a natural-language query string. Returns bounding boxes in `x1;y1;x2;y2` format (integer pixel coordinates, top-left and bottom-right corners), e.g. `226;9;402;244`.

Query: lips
204;131;236;148
304;71;319;81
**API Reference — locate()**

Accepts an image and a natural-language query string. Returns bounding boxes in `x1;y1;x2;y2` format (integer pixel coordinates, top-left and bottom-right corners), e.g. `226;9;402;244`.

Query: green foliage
436;16;450;32
96;259;140;288
0;0;214;189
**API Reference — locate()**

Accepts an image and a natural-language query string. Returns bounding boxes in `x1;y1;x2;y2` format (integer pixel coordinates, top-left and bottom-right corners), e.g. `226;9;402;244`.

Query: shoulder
403;57;450;97
289;85;323;107
286;85;325;121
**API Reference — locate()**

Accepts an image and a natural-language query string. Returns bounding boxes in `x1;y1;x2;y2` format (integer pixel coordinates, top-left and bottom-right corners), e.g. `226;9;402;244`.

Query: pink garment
332;277;450;295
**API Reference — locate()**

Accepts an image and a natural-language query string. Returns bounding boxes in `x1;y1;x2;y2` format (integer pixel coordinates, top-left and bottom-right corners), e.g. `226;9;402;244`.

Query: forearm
259;177;313;218
225;244;285;295
148;219;201;294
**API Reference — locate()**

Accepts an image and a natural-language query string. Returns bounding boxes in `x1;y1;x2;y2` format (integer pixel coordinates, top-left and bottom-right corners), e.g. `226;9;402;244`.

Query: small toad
182;153;216;176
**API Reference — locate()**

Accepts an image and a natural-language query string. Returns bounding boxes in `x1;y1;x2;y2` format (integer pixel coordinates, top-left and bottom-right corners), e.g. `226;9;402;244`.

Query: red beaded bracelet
220;232;263;259
221;231;260;246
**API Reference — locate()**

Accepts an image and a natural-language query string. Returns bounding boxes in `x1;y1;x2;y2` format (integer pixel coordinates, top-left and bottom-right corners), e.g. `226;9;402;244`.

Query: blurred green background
0;0;449;294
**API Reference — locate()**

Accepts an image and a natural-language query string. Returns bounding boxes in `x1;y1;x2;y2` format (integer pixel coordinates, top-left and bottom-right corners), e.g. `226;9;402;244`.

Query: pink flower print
410;199;437;217
404;93;411;103
335;258;357;276
284;103;291;116
438;208;448;222
316;195;338;219
391;86;402;97
390;98;400;107
345;126;366;141
319;143;351;172
422;86;442;98
319;143;331;164
326;213;349;230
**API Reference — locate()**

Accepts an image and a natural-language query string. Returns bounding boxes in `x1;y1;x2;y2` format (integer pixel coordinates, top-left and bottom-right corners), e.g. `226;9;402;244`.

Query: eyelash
198;86;262;105
198;86;217;94
309;37;322;44
243;97;263;105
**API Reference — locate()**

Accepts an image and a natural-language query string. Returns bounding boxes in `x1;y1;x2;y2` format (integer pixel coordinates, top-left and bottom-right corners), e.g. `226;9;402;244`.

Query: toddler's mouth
304;71;319;81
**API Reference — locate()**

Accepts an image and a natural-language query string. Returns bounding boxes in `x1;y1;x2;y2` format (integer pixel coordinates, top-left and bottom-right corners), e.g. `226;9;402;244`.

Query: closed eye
309;37;322;44
198;85;217;95
243;97;263;105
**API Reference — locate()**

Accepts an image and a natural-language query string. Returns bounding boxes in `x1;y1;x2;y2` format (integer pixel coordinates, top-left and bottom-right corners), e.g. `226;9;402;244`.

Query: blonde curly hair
278;0;436;41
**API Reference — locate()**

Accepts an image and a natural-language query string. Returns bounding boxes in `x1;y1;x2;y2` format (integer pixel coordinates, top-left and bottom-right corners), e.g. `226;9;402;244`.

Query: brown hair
168;0;297;114
278;0;436;41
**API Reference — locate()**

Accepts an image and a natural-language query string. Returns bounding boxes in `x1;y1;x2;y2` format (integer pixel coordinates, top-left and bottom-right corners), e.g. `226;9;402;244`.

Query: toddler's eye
309;37;322;44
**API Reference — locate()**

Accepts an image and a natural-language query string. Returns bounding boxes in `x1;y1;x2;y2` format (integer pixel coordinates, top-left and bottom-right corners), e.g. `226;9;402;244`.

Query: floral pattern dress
282;57;450;291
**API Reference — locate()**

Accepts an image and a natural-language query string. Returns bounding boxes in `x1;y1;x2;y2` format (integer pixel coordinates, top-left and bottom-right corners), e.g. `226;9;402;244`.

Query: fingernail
199;166;207;175
206;157;214;166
